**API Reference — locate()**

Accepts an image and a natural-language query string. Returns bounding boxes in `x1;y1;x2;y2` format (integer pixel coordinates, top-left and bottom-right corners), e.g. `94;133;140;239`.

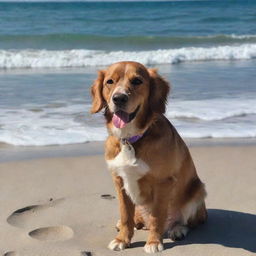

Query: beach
0;141;255;256
1;0;256;255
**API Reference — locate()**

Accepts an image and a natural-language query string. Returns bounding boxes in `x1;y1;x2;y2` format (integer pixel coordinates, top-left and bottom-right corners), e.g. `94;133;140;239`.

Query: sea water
0;0;255;145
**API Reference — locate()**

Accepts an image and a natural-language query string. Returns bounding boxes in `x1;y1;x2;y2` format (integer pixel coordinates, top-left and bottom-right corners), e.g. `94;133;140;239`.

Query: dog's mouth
112;106;140;129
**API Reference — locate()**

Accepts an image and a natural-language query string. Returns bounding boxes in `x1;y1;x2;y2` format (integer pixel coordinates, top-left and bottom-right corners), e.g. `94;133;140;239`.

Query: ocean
0;0;256;146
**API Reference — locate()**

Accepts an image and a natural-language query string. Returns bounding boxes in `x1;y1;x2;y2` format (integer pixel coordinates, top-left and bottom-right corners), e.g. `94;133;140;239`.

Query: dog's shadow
133;209;256;253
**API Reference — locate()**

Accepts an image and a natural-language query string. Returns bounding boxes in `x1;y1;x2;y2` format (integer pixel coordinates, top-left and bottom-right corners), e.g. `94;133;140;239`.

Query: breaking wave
1;43;256;69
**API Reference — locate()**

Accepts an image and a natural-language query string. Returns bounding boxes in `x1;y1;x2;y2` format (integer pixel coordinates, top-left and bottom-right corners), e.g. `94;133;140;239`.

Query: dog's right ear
90;70;105;114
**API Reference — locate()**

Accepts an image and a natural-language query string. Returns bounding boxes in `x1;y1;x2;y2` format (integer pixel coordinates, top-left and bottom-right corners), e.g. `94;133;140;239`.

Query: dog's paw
168;225;189;241
134;221;145;230
144;241;164;253
108;239;130;251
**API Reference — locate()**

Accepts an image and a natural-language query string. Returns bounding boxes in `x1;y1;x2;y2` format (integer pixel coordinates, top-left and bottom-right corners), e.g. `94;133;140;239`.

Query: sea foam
0;98;256;146
1;44;256;69
167;99;256;121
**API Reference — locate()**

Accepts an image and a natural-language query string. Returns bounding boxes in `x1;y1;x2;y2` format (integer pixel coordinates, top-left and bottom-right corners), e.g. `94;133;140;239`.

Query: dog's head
90;61;170;132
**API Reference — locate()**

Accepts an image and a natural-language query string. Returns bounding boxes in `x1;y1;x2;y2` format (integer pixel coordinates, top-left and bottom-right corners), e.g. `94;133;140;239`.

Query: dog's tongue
112;111;130;128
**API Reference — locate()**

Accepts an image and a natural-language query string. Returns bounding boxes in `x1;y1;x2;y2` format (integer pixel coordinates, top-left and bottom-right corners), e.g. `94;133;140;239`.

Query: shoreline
1;137;256;163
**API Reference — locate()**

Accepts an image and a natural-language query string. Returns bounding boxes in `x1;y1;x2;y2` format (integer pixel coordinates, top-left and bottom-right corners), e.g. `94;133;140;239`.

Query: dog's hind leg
134;206;146;230
167;200;207;241
168;223;189;241
115;206;147;231
187;201;207;228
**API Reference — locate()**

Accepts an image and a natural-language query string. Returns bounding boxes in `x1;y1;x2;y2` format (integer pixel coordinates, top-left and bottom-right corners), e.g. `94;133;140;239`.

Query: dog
90;61;207;253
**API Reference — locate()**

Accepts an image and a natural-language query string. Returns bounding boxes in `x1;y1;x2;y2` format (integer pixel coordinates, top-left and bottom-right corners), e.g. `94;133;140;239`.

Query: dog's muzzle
112;93;128;108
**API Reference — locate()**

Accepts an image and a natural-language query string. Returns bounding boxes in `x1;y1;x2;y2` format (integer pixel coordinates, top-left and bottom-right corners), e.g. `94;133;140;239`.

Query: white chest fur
107;142;149;205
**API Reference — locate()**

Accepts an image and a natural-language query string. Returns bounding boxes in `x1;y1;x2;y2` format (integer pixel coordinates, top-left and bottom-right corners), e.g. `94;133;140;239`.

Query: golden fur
90;61;207;253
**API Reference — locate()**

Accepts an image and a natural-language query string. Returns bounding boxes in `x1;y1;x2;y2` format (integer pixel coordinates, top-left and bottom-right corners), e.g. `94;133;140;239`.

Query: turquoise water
0;0;256;68
0;0;256;50
0;0;256;145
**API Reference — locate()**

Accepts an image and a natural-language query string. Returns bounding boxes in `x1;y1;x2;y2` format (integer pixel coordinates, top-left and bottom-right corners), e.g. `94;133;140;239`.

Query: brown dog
90;61;207;253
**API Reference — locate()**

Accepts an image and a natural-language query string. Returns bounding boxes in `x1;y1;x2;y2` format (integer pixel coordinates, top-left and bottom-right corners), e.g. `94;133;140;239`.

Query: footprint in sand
29;225;73;241
3;251;19;256
6;198;74;242
7;198;65;229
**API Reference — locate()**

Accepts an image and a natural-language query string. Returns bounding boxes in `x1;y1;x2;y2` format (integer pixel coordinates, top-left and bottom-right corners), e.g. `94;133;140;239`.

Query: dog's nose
112;93;128;106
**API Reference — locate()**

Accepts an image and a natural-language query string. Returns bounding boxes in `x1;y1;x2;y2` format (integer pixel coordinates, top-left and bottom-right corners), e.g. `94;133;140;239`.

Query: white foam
0;105;107;146
166;98;256;121
167;98;256;139
1;44;256;69
174;120;256;139
1;98;256;146
230;34;256;39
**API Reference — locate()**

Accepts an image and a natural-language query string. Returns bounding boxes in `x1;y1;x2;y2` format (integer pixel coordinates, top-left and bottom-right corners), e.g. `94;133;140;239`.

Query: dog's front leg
108;175;135;251
144;182;170;253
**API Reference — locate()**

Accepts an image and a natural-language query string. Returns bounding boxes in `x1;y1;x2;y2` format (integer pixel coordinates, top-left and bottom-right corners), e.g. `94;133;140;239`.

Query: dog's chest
106;142;149;205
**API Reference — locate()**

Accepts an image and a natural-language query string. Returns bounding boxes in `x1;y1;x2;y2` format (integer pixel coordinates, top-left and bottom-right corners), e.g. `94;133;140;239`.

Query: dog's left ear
90;70;105;114
148;68;170;114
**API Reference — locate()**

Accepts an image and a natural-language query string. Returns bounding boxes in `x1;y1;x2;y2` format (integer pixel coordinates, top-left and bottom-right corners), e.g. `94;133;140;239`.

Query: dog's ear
148;68;170;114
90;70;105;114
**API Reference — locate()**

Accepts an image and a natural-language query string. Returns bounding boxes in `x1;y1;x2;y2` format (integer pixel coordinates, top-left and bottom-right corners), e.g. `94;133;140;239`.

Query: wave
166;99;256;121
0;105;107;146
174;124;256;139
229;34;256;39
1;125;256;146
1;34;256;50
0;98;256;146
1;44;256;69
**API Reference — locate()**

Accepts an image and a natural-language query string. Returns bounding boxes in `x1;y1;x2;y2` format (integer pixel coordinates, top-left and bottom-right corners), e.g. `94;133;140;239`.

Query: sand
0;143;255;256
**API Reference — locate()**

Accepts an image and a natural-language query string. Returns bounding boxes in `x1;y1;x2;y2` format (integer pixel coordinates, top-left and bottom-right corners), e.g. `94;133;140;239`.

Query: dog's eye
131;77;142;86
106;79;114;85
